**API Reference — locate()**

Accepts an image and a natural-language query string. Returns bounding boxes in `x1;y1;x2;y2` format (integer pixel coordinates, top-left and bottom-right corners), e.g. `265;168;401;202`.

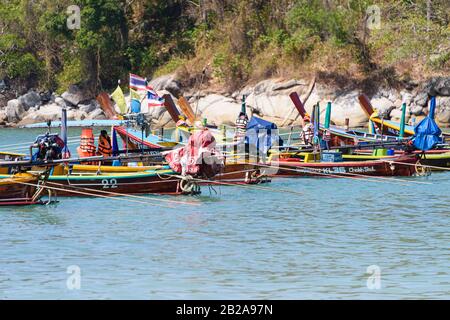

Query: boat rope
0;136;81;149
45;181;201;206
3;139;82;152
383;160;450;172
161;173;304;196
13;180;178;209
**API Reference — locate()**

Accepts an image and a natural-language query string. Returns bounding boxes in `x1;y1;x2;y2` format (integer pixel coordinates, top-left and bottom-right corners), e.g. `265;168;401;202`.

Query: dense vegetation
0;0;449;94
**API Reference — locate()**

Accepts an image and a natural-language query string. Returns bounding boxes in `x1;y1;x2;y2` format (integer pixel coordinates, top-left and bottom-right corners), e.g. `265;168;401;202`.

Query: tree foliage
0;0;448;93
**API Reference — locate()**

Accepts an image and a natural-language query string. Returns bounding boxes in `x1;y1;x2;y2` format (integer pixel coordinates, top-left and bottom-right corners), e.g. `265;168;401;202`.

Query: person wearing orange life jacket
77;128;97;158
97;130;112;157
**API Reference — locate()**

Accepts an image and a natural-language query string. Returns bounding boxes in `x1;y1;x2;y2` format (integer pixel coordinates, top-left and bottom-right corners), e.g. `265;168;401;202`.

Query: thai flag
147;86;165;107
129;73;147;91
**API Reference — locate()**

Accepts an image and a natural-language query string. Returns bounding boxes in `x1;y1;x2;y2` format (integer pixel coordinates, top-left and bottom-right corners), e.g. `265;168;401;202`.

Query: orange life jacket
97;134;112;157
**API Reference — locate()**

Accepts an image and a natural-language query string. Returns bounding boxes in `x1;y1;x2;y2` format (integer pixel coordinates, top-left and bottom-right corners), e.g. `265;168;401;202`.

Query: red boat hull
269;156;417;177
46;173;182;197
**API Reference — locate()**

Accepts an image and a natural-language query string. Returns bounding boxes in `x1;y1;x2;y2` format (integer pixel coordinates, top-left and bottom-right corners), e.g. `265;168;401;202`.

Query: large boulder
413;91;428;108
86;108;106;120
67;109;88;121
18;90;41;110
55;96;67;108
78;100;99;114
198;94;242;126
428;77;450;96
17;103;62;126
369;96;396;117
6;99;25;122
245;93;296;122
437;109;450;124
62;85;91;106
149;74;182;97
0;109;7;124
390;107;411;122
410;105;425;116
0;79;7;92
330;91;369;127
400;90;414;106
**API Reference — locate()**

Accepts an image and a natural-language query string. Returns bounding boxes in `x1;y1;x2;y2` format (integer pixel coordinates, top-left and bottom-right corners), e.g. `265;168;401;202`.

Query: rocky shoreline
1;75;449;129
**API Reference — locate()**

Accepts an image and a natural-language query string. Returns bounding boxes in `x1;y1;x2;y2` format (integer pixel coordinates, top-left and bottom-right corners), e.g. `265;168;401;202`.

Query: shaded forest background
0;0;449;95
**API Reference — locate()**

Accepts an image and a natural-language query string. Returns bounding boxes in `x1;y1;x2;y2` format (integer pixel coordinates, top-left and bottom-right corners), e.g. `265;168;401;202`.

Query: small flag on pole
61;108;71;159
129;73;148;91
110;85;127;114
147;86;165;107
130;88;141;101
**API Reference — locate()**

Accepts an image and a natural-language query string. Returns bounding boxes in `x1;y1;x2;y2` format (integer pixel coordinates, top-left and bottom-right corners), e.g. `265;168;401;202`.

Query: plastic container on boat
373;148;388;156
321;151;343;162
131;99;141;113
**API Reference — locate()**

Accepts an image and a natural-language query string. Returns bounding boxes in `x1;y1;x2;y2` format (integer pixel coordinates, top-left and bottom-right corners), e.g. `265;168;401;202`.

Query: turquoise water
0;128;449;299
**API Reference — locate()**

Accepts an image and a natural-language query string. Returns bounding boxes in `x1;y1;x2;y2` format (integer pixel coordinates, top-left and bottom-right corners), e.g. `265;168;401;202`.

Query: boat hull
47;171;182;197
269;156;417;177
213;163;270;184
0;174;41;205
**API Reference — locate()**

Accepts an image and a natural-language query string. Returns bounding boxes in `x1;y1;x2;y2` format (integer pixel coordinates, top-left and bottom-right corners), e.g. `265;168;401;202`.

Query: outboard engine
32;133;65;161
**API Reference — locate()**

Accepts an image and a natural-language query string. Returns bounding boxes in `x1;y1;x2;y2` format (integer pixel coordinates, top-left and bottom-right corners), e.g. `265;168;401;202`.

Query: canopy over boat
245;116;282;154
413;97;442;151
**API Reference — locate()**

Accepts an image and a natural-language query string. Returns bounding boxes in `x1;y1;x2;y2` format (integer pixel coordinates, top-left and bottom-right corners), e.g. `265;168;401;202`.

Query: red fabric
165;129;223;176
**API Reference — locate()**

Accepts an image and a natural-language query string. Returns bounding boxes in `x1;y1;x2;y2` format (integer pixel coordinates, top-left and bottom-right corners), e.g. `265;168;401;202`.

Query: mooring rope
13;180;176;208
238;161;431;186
45;181;201;206
386;160;450;172
160;173;304;196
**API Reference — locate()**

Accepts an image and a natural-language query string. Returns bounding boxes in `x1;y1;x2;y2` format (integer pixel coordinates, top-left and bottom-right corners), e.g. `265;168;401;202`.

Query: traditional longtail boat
0;172;51;206
358;94;450;140
43;168;191;196
269;154;418;178
289;92;401;147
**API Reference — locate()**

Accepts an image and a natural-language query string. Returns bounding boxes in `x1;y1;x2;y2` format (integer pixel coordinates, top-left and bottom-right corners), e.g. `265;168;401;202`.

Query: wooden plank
96;92;118;119
162;94;181;123
289;92;307;118
178;96;196;124
357;94;375;118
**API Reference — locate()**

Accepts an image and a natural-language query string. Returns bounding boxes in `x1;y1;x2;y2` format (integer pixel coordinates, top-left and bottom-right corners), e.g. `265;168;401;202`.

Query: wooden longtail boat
289;92;402;146
342;151;450;170
42;169;192;197
0;173;48;206
268;155;418;177
358;94;450;140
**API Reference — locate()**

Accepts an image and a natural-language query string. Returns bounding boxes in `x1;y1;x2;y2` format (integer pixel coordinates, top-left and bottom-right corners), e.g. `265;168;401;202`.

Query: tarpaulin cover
165;129;224;176
413;97;442;151
245;116;282;154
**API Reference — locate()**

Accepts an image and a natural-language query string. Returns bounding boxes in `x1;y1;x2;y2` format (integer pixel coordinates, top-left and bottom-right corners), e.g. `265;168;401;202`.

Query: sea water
0;128;449;299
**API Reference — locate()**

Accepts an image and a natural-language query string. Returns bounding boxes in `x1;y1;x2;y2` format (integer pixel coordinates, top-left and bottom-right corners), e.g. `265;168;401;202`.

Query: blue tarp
245;116;282;154
413;97;442;151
